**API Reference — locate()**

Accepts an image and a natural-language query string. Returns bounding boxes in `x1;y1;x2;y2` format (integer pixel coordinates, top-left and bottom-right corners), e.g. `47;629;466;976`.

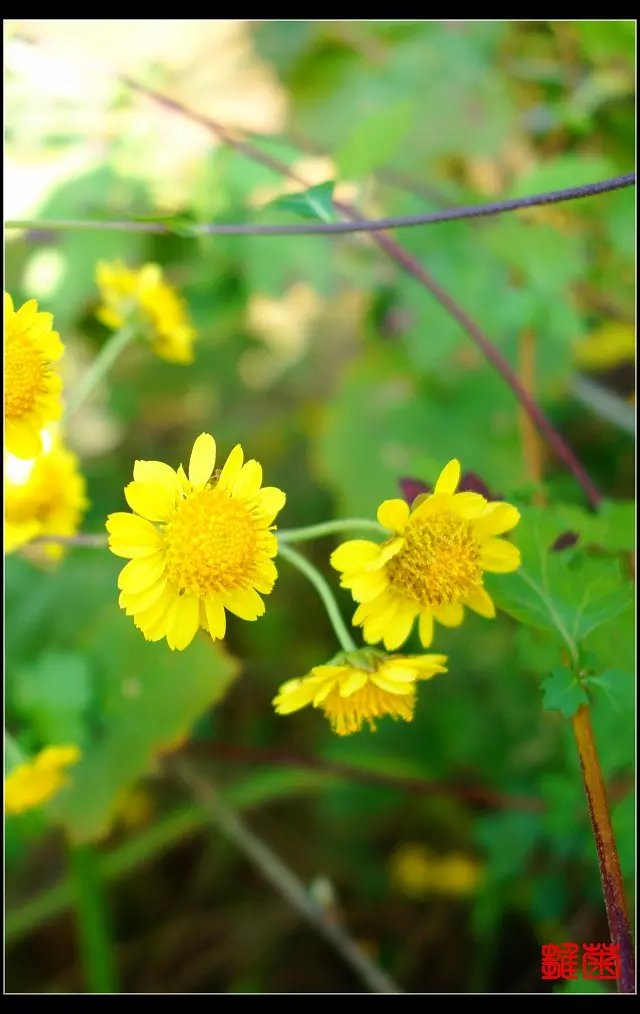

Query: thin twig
30;533;108;548
121;77;603;508
197;742;545;813
5;173;634;237
174;759;403;994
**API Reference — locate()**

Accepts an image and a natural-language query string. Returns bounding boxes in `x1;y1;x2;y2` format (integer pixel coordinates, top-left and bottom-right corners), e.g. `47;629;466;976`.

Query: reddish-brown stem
122;76;602;509
571;705;635;993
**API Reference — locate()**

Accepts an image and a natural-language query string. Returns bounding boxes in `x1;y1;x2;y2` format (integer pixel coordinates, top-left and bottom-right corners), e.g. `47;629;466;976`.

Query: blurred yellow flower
573;321;635;372
389;843;482;899
107;433;286;650
5;437;89;560
4;293;64;459
95;261;196;364
331;459;520;650
5;745;81;815
273;649;447;735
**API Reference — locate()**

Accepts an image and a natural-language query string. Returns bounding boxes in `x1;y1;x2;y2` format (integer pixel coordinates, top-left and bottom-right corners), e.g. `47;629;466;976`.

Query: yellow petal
465;586;496;618
377;499;410;533
232;459;263;500
274;679;319;714
107;512;163;547
254;558;278;594
117;552;166;593
166;594;200;650
473;503;521;538
255;486;286;524
433;602;464;627
188;433;216;488
205;597;227;640
224;587;265;620
133;460;180;496
452;492;487;518
124;482;175;522
434;459;461;495
133;586;174;632
371;672;415;695
342;569;388;603
481;538;521;573
418;611;434;648
330;540;379;573
338;670;368;697
382;606;416;651
217;444;244;492
119;577;168;616
367;537;403;570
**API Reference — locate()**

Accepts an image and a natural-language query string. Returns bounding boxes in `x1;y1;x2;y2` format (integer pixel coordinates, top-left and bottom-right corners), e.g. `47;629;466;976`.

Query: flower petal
339;670;368;697
465;585;496;618
330;540;379;573
452;492;487;518
418;610;434;648
166;594;200;651
124;482;175;522
255;486;286;524
473;503;521;538
371;673;415;695
481;538;521;573
232;459;263;500
117;552;166;593
224;587;265;620
133;460;181;497
382;605;416;651
205;597;227;640
377;499;410;533
217;444;244;492
434;459;461;495
433;602;464;627
188;433;216;488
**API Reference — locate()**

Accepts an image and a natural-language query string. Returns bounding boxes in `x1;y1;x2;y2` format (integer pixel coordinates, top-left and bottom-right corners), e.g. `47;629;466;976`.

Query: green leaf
336;100;415;178
488;506;634;660
265;181;336;222
541;667;588;718
52;611;239;843
14;652;92;746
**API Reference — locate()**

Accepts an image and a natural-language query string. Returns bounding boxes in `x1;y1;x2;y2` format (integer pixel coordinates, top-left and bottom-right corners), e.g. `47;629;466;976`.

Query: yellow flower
273;648;447;735
4;293;64;458
573;321;635;372
389;843;482;899
5;438;89;560
107;433;286;651
95;261;196;364
5;745;81;815
331;459;520;650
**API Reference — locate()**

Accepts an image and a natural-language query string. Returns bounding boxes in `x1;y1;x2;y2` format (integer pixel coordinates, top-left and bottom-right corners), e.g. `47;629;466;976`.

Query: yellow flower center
387;511;482;608
321;680;415;736
5;331;45;418
163;487;258;597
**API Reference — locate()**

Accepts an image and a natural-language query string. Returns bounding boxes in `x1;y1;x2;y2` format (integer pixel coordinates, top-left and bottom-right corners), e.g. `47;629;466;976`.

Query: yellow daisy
273;649;447;735
107;433;286;650
5;439;89;560
95;261;196;364
4;293;64;458
5;745;81;815
331;459;520;650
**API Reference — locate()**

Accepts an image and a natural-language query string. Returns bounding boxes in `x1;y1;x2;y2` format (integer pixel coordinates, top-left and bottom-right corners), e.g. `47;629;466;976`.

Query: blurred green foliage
5;19;634;995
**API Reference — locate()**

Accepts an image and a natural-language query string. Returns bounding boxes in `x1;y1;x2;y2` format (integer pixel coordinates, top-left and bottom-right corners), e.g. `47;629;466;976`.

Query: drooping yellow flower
5;438;89;559
389;843;482;899
273;649;447;735
5;745;81;815
95;261;196;364
4;293;64;458
331;459;520;650
107;433;286;650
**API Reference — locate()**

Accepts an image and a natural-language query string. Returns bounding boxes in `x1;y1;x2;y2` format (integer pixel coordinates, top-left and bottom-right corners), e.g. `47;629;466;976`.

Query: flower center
5;331;45;418
321;679;415;736
386;511;482;608
163;487;259;597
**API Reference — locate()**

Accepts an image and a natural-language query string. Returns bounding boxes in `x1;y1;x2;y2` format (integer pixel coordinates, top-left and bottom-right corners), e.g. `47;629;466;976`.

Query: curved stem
65;325;136;419
279;518;384;543
571;705;635;993
6;174;634;237
68;842;120;993
277;542;357;653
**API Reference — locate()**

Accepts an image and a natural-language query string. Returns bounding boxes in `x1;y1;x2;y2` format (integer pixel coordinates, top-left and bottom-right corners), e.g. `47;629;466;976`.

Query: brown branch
192;741;545;813
122;77;603;508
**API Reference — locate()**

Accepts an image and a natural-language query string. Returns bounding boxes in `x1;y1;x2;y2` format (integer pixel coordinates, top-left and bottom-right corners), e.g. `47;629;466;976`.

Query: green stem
277;542;357;653
65;325;136;419
68;842;119;994
279;519;384;543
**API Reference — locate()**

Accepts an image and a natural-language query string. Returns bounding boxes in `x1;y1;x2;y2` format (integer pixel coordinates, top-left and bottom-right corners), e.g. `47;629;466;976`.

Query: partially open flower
332;459;520;650
107;434;286;650
5;745;81;815
273;648;447;735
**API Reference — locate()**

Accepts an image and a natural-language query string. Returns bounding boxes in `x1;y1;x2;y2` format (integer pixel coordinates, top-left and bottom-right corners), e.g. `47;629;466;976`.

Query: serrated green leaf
265;181;336;222
336;100;415;178
541;667;588;718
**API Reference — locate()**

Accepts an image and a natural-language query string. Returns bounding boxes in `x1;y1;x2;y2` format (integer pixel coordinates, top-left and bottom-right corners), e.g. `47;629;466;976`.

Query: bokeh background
5;20;635;994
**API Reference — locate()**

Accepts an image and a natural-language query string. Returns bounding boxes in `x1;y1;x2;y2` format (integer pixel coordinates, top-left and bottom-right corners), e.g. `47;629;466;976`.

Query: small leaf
541;667;588;718
265;181;336;222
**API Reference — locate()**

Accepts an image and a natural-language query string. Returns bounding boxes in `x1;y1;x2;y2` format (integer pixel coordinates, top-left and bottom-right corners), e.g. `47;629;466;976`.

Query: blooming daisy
4;293;64;458
273;649;447;735
5;745;80;815
95;261;196;364
5;439;89;560
331;459;520;650
107;433;286;650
